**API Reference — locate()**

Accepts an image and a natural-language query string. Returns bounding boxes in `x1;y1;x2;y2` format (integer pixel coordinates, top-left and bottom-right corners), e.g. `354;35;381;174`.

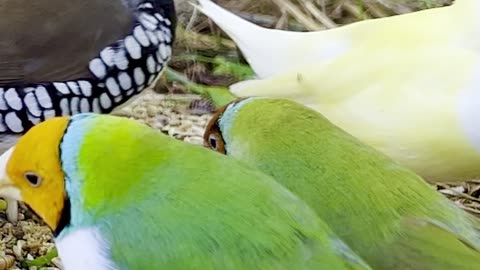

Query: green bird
204;97;480;270
0;113;371;270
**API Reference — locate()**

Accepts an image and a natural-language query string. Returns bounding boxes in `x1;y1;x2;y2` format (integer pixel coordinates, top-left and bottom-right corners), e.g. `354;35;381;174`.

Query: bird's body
196;0;480;182
205;97;480;270
0;0;176;153
0;114;371;270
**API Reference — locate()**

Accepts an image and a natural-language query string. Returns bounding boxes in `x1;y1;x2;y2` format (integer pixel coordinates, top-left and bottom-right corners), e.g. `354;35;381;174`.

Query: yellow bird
196;0;480;183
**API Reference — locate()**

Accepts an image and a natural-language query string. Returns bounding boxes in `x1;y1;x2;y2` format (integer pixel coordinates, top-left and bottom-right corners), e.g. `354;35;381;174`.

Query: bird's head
203;104;229;154
0;117;70;233
203;97;252;154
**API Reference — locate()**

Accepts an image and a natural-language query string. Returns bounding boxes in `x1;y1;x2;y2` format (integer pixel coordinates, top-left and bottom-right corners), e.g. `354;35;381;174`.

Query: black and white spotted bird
0;0;176;222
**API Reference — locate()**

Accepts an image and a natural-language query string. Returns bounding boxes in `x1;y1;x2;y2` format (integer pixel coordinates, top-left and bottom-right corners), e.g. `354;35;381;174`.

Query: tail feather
195;0;349;78
195;0;276;78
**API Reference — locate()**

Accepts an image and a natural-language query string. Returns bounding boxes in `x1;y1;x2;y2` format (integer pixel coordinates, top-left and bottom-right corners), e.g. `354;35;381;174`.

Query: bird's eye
24;172;41;187
204;131;226;154
209;134;218;150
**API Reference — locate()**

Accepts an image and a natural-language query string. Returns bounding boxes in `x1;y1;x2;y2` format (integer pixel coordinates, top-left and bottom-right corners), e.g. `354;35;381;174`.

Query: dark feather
0;0;134;83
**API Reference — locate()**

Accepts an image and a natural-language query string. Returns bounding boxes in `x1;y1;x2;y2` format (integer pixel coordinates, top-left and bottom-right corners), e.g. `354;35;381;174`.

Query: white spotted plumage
0;115;6;132
0;89;7;110
54;82;70;95
100;47;115;67
124;36;142;59
35;86;53;109
139;13;157;30
106;78;121;96
126;89;135;96
162;29;172;43
78;81;93;97
139;2;153;9
113;50;129;70
155;30;165;42
146;30;159;45
70;97;80;114
60;98;70;115
80;98;90;113
67;82;81;95
100;93;112;109
146;56;156;73
142;13;158;25
118;72;132;90
5;112;22;132
159;43;168;60
89;58;108;79
154;13;164;22
43;109;56;119
133;26;150;47
134;68;146;86
24;93;41;117
113;95;123;103
92;98;101;113
27;113;41;125
5;89;22;111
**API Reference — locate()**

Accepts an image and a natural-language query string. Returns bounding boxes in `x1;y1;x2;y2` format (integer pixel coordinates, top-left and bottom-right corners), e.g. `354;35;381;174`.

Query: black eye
209;134;218;150
24;172;41;187
205;132;226;154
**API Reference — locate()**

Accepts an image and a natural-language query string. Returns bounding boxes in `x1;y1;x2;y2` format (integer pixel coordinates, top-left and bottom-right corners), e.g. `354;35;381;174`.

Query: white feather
195;0;351;78
56;227;118;270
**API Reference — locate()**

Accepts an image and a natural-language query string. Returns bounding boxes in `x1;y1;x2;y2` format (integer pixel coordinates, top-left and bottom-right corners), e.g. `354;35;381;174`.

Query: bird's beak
0;147;21;222
0;147;21;201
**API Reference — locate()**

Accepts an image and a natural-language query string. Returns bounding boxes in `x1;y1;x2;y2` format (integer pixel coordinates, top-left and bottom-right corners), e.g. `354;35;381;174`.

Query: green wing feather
62;114;371;270
218;98;480;269
375;218;480;270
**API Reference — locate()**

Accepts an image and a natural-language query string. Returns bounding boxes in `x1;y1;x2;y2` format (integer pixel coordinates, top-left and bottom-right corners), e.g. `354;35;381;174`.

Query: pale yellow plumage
196;0;480;182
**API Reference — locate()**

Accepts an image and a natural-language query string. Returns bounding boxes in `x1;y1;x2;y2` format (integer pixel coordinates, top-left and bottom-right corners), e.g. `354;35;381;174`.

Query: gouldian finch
204;97;480;270
195;0;480;183
0;0;176;223
0;113;371;270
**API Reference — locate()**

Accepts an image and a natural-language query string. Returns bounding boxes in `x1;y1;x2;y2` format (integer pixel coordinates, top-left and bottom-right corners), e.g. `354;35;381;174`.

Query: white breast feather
56;227;118;270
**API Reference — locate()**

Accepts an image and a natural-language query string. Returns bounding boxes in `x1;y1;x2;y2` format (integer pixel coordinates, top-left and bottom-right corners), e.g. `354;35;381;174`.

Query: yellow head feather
5;117;70;230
